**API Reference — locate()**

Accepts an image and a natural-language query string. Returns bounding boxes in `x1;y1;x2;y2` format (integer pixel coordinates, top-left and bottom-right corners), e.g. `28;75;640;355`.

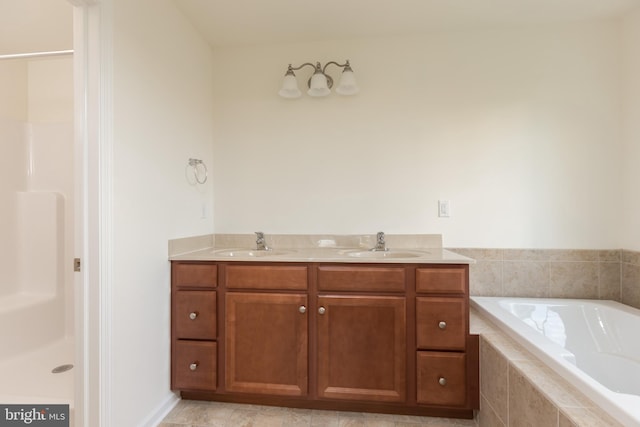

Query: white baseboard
138;392;180;427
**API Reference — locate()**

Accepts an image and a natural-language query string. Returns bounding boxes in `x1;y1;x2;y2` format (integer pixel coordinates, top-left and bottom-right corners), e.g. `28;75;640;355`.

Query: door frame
70;0;113;425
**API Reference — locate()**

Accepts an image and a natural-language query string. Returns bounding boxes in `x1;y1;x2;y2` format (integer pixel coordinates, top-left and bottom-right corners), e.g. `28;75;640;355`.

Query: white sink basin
211;249;291;257
345;250;428;259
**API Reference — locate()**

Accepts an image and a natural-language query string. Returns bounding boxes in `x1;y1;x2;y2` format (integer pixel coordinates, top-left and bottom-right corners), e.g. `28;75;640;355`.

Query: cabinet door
317;295;406;402
225;292;308;396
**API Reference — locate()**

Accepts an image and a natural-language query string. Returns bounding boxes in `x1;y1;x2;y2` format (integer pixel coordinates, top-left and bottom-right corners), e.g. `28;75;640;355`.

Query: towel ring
188;158;208;184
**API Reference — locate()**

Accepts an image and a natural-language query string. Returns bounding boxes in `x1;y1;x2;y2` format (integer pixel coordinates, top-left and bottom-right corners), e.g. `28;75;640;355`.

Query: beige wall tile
621;263;640;309
478;395;506;427
488;333;536;362
470;261;503;296
599;250;621;263
559;407;624;427
549;262;599;299
480;340;509;424
599;262;621;301
510;360;592;408
622;249;640;265
559;411;579;427
450;248;503;261
508;365;558;427
503;249;549;261
503;261;549;297
548;250;599;262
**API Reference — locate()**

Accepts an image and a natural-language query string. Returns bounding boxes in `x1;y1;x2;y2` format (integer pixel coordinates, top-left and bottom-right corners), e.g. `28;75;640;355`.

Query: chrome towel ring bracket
187;158;208;184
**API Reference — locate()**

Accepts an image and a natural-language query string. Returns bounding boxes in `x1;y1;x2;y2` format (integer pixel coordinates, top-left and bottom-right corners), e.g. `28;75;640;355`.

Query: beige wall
211;21;624;250
28;57;74;122
0;60;27;120
622;9;640;252
112;0;215;424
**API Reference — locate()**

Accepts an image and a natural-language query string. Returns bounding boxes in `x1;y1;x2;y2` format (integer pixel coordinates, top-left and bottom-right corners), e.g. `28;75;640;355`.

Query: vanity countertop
169;233;474;264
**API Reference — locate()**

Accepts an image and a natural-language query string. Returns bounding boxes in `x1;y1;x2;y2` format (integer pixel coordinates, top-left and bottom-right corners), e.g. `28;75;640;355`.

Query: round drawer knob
299;305;307;314
189;363;198;371
438;321;447;330
438;377;447;386
189;312;198;320
318;307;326;315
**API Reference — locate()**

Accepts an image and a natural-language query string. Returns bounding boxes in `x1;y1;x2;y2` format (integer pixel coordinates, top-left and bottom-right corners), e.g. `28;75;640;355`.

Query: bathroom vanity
169;234;478;419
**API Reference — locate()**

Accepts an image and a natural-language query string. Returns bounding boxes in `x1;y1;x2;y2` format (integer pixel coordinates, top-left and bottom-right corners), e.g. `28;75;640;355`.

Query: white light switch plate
438;200;450;218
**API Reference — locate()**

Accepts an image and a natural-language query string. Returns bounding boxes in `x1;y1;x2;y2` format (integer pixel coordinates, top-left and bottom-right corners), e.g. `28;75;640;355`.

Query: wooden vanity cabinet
171;260;478;419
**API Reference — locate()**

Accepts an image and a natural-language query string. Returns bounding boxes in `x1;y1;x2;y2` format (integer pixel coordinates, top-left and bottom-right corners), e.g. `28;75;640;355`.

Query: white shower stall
0;56;74;405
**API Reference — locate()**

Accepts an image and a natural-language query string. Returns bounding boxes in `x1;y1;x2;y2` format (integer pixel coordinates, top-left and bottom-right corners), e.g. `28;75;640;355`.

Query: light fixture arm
286;62;317;73
321;60;352;74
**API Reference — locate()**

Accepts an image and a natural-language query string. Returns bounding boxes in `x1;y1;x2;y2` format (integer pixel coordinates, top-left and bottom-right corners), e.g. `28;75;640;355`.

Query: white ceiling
1;0;638;56
173;0;640;48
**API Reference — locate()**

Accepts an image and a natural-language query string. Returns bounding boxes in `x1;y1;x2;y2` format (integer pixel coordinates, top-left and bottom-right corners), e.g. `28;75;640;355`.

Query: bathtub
0;191;72;405
471;297;640;427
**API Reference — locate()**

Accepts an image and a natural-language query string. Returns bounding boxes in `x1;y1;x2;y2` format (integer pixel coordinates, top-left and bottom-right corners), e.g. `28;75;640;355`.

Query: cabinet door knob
318;306;326;315
189;312;198;320
438;321;447;329
299;305;307;314
189;362;198;371
438;377;447;386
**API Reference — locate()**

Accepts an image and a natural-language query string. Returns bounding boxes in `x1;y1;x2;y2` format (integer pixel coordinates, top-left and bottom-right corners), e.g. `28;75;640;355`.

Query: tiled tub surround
470;310;624;427
451;248;640;309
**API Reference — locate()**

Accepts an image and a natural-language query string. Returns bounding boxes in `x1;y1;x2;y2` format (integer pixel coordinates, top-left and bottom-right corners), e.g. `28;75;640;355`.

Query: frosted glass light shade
307;73;331;97
278;74;302;98
336;69;359;95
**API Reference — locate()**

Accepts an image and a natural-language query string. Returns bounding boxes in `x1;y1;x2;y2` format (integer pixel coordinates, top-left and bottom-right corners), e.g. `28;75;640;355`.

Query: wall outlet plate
438;200;450;218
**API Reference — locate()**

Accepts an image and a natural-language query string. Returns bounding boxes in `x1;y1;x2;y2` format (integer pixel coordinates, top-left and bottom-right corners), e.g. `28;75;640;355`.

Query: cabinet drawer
226;265;308;290
317;266;405;292
416;267;466;294
416;297;466;350
174;262;217;289
175;291;217;339
417;351;466;407
173;340;217;391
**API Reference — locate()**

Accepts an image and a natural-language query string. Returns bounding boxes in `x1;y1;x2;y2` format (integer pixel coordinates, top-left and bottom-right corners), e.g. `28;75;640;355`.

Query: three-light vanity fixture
278;60;359;98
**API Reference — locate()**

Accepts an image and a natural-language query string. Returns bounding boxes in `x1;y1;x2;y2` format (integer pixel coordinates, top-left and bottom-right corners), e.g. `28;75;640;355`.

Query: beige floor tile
162;401;477;427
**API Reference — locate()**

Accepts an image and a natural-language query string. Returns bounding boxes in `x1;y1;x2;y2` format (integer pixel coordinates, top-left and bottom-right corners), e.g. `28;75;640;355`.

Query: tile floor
159;400;477;427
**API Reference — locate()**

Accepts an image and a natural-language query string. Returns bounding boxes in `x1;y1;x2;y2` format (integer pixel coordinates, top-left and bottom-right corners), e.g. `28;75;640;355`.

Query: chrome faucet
371;231;388;251
255;231;269;251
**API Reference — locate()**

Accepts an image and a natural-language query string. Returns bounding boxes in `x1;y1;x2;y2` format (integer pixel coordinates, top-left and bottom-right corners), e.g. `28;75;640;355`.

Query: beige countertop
169;233;475;264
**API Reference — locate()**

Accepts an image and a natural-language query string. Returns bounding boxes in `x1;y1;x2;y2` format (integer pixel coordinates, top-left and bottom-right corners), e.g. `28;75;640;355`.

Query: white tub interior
0;192;65;360
472;296;640;427
0;117;74;408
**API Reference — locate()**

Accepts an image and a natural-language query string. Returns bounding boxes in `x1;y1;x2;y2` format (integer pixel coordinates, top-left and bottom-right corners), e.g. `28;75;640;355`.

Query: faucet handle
255;231;268;250
372;231;387;251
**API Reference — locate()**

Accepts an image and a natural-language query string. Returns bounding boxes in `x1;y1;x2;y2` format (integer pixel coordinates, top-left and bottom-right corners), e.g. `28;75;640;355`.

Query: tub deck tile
471;309;625;427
